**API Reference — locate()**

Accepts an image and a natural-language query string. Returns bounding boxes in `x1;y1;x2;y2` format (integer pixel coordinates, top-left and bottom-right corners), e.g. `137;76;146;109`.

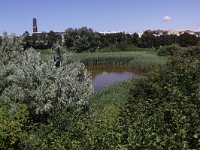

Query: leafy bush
157;44;182;56
121;56;200;149
181;46;200;58
0;99;28;150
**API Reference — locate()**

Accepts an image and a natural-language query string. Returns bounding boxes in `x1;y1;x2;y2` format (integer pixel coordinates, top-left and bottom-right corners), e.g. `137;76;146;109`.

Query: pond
86;65;141;92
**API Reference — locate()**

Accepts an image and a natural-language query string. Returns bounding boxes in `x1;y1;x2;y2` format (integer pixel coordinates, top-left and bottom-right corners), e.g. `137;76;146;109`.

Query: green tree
178;33;198;47
139;30;156;48
64;27;101;52
47;31;62;48
131;33;139;45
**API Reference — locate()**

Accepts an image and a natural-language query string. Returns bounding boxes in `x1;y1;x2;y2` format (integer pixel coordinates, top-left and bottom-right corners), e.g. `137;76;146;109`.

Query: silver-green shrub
0;34;94;118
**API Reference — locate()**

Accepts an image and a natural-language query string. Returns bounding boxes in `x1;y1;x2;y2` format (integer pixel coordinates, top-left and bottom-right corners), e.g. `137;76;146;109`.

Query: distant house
183;30;195;35
179;30;196;36
194;32;200;38
152;30;164;36
99;31;122;35
137;32;144;38
164;30;180;36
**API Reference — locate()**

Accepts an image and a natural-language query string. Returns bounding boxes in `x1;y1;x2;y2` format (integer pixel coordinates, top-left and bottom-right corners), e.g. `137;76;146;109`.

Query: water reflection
86;65;140;92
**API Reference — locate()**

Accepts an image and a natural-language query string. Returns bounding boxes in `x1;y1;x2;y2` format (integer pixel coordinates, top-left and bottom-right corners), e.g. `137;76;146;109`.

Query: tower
33;17;38;33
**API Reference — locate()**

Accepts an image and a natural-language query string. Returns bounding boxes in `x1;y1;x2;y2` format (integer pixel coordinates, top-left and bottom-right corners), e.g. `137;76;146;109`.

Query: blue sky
0;0;199;35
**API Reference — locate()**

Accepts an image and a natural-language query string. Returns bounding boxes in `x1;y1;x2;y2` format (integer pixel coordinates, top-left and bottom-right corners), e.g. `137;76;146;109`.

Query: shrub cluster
157;44;182;56
121;55;200;149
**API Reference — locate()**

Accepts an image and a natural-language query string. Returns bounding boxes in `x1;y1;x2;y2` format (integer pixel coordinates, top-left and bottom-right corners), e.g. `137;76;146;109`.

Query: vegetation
99;44;154;52
36;47;168;72
22;31;62;50
72;51;168;72
178;33;199;47
64;27;101;53
90;79;134;116
20;27;199;52
1;33;200;149
120;55;200;149
0;34;94;149
0;100;28;149
157;44;183;56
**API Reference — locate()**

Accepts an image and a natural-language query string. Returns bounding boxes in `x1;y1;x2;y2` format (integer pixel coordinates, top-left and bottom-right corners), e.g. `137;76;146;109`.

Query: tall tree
139;30;156;48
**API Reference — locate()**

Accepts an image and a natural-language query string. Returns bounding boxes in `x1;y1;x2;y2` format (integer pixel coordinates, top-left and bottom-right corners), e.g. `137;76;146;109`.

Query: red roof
184;30;194;33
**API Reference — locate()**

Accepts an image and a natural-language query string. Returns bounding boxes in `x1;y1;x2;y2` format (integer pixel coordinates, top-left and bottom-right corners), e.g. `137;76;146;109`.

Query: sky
0;0;200;35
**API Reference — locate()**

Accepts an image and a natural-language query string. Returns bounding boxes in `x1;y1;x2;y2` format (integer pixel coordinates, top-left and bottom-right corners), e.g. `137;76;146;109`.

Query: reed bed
37;49;168;72
72;51;168;72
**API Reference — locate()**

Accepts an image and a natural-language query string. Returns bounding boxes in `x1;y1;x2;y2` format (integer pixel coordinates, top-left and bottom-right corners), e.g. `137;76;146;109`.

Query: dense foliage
157;44;183;56
0;34;94;149
22;31;62;50
121;54;200;149
1;32;200;149
64;27;101;53
20;27;200;52
178;33;199;47
0;100;28;150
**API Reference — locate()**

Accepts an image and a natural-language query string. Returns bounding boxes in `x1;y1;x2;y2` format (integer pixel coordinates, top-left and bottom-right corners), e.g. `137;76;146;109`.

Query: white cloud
162;16;172;21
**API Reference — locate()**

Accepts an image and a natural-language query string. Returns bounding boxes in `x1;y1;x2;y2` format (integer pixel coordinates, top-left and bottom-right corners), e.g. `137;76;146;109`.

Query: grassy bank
90;79;136;117
73;51;168;72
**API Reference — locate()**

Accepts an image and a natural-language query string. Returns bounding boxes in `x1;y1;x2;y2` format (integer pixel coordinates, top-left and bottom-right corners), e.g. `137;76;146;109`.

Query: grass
90;79;136;117
36;48;168;72
36;49;52;61
72;51;168;72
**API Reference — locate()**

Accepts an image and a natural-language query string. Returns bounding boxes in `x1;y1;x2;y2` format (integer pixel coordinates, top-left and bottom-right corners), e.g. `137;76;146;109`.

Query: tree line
0;27;199;52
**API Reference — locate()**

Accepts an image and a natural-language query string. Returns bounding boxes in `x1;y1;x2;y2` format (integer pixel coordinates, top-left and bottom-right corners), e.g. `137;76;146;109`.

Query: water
86;65;140;92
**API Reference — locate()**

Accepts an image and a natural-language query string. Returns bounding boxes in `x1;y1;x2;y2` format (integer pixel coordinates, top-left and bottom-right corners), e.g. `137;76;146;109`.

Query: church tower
33;18;38;33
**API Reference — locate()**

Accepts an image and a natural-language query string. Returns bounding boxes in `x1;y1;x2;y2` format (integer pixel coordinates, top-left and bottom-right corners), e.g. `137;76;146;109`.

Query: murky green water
86;65;141;92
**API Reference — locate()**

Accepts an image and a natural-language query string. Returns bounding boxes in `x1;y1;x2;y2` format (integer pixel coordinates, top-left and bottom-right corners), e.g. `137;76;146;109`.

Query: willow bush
0;34;94;149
